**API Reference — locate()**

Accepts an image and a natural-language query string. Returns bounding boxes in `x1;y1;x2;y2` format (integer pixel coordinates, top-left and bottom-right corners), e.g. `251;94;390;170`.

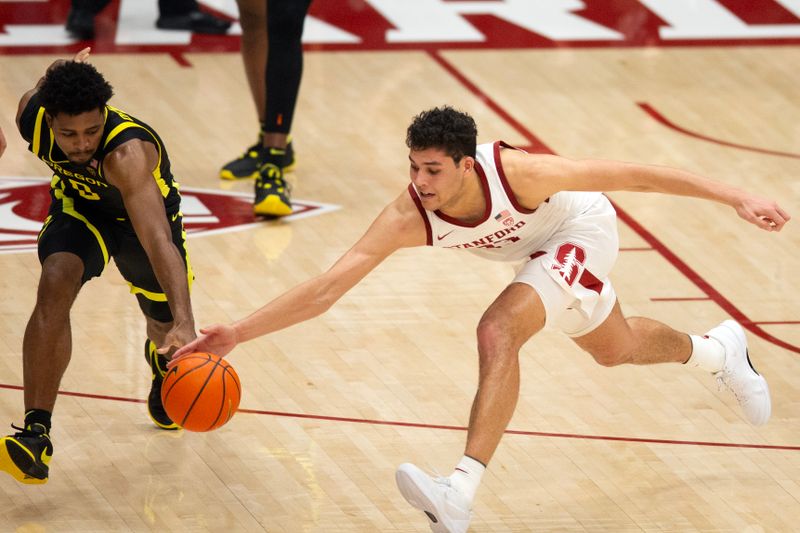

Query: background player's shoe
0;423;53;484
145;339;180;430
396;463;472;533
156;10;232;34
254;162;292;217
220;139;295;180
707;320;771;425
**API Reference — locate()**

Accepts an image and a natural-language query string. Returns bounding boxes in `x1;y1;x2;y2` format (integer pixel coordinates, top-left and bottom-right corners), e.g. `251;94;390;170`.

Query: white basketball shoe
396;463;472;533
706;320;771;425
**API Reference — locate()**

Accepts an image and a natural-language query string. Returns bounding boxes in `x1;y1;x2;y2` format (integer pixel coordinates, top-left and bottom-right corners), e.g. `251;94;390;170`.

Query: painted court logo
0;178;339;254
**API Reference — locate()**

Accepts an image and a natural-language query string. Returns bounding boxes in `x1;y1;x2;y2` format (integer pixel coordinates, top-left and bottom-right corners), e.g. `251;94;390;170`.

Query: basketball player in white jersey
173;107;790;533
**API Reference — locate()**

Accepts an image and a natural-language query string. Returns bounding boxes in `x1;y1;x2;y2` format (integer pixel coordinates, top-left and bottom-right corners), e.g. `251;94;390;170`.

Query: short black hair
39;61;114;116
406;106;477;163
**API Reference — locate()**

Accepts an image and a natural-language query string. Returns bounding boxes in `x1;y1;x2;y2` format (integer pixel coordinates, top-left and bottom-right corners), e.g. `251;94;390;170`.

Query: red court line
639;102;800;160
1;383;795;451
428;51;799;355
651;297;712;302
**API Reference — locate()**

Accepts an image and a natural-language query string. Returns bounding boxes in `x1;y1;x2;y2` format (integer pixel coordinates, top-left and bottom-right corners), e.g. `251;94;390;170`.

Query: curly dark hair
406;106;477;163
38;61;114;116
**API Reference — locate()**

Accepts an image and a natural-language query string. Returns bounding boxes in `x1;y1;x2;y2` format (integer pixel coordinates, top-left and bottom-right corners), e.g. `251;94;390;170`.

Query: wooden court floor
0;45;799;531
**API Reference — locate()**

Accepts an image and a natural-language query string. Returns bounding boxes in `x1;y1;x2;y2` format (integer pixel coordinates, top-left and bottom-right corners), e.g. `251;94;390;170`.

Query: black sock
24;409;52;434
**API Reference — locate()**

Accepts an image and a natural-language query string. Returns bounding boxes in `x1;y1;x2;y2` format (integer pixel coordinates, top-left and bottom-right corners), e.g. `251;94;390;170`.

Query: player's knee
476;317;518;364
239;8;265;32
585;341;636;367
38;256;83;299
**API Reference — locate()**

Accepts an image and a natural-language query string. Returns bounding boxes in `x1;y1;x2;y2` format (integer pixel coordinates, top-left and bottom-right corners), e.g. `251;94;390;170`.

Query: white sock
686;334;725;373
448;455;485;503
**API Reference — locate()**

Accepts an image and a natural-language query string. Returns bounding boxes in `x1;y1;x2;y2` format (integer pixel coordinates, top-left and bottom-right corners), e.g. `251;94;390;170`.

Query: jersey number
68;179;101;201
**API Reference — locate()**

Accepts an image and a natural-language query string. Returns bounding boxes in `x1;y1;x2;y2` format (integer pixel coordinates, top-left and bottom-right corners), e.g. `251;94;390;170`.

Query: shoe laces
10;423;49;439
257;165;290;192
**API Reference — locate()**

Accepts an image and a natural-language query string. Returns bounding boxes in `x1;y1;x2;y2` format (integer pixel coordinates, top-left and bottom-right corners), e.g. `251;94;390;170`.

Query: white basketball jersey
408;141;605;262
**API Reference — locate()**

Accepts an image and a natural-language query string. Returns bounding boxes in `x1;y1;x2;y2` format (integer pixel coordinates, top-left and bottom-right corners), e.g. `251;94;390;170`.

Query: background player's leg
237;0;267;124
252;0;312;215
262;0;311;150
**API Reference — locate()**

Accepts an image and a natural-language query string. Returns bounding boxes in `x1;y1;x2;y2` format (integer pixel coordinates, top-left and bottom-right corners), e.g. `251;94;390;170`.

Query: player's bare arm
103;139;196;347
501;148;790;232
171;191;427;360
0;127;6;158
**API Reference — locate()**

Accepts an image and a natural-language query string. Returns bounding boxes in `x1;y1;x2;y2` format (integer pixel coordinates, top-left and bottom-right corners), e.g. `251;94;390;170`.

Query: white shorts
513;195;619;337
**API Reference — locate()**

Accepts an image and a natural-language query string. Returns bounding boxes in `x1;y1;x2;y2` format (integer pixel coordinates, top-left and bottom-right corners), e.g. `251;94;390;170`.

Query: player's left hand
734;194;791;232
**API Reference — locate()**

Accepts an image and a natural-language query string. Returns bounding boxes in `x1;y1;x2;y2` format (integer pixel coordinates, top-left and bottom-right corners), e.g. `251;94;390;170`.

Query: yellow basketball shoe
254;158;292;217
220;138;295;180
145;339;180;430
0;423;53;484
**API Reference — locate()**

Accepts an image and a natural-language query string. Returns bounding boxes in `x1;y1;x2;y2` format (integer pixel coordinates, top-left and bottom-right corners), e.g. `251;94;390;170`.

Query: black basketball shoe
220;137;295;180
0;423;53;484
145;339;180;430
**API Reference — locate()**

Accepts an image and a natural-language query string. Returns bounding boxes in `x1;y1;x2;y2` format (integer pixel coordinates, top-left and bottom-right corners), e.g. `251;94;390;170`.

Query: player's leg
114;212;192;430
66;0;112;40
571;301;690;366
396;281;545;533
156;0;231;34
572;302;770;425
1;209;109;484
253;0;312;216
220;0;269;181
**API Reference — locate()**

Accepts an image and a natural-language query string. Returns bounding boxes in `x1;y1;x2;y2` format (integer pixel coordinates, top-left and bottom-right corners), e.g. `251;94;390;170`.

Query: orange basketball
161;352;241;432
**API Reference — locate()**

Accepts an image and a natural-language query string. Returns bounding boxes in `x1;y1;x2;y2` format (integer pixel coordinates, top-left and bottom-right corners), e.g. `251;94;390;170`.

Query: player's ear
44;113;53;128
462;155;475;173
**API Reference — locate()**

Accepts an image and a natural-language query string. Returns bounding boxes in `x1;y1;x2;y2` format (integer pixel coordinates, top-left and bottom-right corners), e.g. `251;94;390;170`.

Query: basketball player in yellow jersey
0;49;196;485
174;107;790;532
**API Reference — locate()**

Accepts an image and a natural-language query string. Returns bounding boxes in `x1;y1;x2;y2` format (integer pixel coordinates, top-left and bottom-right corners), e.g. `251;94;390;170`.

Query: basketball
161;352;241;432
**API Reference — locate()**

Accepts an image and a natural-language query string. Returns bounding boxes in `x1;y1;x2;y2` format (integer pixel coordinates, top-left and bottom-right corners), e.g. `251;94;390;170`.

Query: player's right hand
168;323;239;368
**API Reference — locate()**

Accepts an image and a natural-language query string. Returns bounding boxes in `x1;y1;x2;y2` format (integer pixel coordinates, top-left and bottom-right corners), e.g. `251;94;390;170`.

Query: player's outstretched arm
0;127;6;158
104;140;196;353
503;149;791;232
171;192;428;362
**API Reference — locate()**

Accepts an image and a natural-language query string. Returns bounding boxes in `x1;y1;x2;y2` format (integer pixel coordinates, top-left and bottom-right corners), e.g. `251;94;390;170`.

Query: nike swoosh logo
437;230;454;240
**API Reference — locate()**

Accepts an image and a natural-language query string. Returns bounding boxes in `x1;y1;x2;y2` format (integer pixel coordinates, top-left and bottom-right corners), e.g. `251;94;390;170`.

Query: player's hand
158;322;197;357
734;194;791;232
0;127;6;159
45;47;91;75
73;47;91;62
167;324;239;368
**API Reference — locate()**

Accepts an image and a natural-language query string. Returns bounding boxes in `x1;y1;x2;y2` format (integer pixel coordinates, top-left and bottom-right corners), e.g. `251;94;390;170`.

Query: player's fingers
74;47;91;62
169;343;198;365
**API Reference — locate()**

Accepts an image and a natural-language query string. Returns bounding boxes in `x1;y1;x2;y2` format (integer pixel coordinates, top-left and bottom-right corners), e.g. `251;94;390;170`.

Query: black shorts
37;198;193;323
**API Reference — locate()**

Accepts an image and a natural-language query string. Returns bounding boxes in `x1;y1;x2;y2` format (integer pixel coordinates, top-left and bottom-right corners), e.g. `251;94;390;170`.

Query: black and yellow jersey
19;93;181;218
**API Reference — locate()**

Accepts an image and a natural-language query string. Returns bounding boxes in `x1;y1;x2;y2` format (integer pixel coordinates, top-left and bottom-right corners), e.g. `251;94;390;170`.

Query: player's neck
438;168;485;223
